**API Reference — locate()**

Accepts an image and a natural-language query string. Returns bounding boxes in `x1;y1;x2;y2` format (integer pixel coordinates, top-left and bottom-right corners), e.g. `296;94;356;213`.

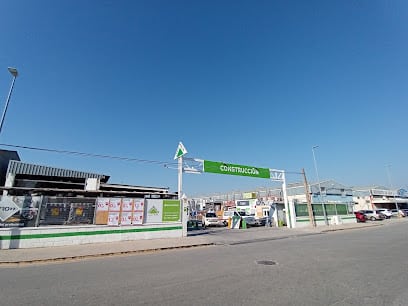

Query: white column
3;173;15;196
282;171;291;228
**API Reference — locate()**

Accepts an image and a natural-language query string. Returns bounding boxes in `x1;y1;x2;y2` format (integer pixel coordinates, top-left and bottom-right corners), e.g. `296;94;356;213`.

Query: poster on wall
108;212;120;226
120;211;133;225
132;211;144;225
121;198;134;212
132;198;144;225
144;199;163;224
109;198;122;212
162;200;181;222
96;198;109;211
134;198;144;211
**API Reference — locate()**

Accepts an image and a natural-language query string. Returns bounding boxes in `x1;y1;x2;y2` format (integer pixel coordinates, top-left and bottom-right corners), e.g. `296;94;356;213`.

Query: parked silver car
391;209;406;217
360;210;384;221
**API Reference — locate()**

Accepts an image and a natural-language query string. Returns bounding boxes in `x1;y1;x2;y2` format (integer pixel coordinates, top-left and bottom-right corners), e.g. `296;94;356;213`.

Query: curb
0;243;215;267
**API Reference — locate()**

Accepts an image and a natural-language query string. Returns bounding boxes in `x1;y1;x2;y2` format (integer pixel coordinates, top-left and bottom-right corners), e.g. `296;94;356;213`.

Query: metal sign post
270;169;292;228
174;142;188;237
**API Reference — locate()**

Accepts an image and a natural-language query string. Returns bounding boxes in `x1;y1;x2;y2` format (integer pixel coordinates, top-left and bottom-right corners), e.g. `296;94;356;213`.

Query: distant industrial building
353;186;408;211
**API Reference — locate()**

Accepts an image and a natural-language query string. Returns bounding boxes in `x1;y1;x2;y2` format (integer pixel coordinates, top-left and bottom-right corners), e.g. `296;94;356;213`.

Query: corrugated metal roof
6;160;109;182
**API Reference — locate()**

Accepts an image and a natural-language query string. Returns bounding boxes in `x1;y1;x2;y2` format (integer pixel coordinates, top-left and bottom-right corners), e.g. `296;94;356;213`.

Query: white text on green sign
203;160;270;179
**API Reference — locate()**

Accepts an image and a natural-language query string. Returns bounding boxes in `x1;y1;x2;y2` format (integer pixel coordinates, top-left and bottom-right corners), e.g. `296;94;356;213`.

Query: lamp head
8;67;18;77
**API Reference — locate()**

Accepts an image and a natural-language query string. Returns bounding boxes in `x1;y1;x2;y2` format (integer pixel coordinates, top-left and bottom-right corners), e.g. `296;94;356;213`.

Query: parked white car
202;212;223;227
376;209;392;219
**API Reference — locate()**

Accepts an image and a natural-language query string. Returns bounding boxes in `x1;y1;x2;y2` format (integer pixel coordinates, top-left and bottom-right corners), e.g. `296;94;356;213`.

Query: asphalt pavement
0;218;400;265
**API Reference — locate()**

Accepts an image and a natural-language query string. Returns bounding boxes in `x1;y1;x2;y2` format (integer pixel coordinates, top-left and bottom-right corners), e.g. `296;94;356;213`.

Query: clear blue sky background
0;0;407;196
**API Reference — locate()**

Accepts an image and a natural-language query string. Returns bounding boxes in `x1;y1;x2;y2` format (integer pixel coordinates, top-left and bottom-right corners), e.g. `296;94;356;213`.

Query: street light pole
312;145;328;225
386;164;398;211
0;67;19;135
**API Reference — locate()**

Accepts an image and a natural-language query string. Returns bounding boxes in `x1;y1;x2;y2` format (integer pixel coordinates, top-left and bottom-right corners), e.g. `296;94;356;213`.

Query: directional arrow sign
174;142;188;160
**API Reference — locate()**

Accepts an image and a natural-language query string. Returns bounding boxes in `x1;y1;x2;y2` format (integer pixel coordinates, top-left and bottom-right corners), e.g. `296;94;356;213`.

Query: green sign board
162;200;181;222
203;160;270;179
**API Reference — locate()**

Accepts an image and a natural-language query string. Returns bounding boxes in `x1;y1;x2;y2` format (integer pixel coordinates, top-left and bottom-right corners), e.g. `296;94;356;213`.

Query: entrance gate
173;143;295;236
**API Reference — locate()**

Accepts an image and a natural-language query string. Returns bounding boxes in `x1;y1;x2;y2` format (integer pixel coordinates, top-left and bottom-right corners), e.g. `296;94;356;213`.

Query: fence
38;197;96;226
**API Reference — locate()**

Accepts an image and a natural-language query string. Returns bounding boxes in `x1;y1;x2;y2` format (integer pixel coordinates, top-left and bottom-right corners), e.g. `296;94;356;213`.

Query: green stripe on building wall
296;218;325;222
0;226;182;241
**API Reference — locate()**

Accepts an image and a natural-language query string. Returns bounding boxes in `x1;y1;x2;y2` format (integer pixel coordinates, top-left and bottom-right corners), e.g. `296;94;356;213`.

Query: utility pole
0;67;19;135
312;145;328;225
386;164;398;211
302;168;316;227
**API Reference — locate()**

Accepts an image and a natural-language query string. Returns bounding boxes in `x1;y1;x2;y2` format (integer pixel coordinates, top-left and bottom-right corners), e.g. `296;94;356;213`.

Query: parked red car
354;211;366;223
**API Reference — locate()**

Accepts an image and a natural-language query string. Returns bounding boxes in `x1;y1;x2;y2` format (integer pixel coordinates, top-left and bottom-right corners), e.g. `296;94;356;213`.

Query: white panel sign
144;199;163;224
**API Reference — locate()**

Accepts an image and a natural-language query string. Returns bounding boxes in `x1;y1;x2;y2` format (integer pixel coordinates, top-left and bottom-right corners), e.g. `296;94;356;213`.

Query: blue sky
0;0;407;196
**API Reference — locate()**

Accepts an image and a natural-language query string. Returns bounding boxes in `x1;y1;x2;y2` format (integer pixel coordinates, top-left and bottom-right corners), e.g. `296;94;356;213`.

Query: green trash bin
241;218;247;229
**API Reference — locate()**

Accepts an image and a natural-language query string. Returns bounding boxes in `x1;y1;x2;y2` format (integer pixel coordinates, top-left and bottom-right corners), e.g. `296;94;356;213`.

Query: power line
0;143;178;167
0;143;305;175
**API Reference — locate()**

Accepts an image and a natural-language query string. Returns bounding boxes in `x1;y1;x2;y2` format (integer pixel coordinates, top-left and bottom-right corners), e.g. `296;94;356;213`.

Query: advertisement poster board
0;195;41;228
120;211;133;225
108;212;120;226
121;198;134;212
96;198;109;211
132;198;144;225
134;198;144;211
162;200;181;222
132;211;144;225
144;199;163;224
109;198;122;212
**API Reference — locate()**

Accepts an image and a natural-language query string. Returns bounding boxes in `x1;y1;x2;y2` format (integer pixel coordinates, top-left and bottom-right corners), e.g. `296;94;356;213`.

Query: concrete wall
0;223;182;249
